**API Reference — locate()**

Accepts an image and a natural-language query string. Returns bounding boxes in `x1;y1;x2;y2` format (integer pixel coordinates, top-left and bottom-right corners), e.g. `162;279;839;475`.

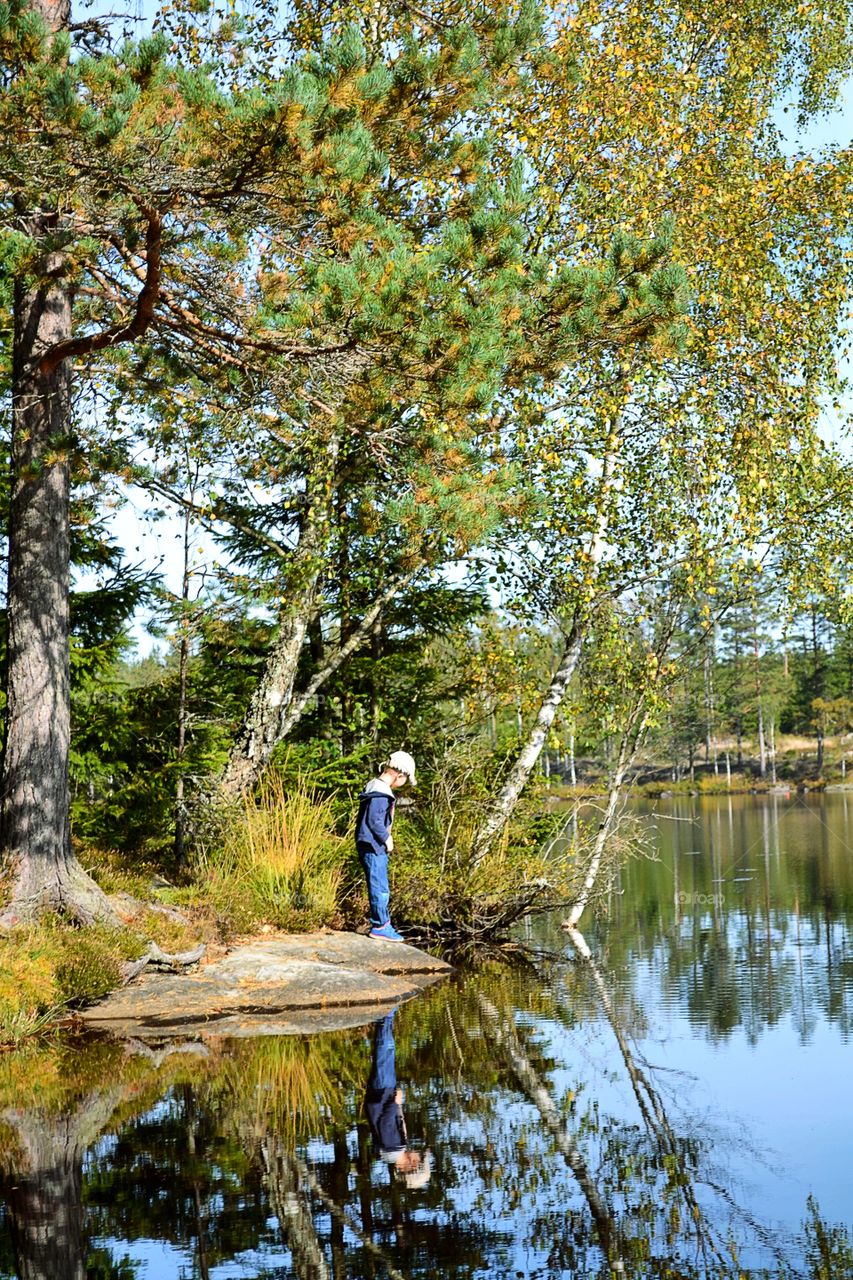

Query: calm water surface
2;793;852;1279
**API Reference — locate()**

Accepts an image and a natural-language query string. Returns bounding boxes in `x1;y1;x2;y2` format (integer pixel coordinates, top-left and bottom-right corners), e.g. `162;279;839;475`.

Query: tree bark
259;1139;330;1280
220;556;412;796
0;214;115;924
174;503;194;866
565;926;732;1266
0;1080;128;1280
752;605;766;779
297;1156;410;1280
1;1126;85;1280
475;992;623;1271
563;712;642;931
219;451;337;797
219;589;321;797
704;628;718;774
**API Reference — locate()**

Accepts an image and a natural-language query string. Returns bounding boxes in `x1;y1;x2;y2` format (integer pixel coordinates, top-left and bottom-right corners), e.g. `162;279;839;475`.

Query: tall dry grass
196;777;346;931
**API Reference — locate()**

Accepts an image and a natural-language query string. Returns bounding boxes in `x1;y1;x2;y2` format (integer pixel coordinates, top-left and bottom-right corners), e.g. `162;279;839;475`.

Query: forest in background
2;0;853;991
71;586;853;863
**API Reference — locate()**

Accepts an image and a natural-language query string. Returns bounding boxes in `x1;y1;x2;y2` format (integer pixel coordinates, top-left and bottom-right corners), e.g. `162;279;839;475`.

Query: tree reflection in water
0;956;851;1279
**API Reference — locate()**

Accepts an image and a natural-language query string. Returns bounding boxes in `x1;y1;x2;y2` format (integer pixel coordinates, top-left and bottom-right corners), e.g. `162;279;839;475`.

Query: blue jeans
359;845;390;927
370;1012;397;1090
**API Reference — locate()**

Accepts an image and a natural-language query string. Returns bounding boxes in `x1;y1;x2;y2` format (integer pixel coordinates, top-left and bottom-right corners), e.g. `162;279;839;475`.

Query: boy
365;1011;432;1189
356;750;415;942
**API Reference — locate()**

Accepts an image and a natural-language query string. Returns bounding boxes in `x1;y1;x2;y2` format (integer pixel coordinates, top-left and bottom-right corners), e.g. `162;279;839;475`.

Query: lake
1;792;852;1278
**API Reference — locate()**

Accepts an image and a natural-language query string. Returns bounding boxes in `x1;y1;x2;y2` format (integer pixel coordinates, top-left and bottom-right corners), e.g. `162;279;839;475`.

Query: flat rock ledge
80;930;452;1040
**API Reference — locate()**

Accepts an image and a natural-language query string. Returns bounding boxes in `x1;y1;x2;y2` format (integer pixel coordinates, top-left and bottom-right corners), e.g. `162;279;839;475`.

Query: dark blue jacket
355;782;395;857
365;1087;406;1153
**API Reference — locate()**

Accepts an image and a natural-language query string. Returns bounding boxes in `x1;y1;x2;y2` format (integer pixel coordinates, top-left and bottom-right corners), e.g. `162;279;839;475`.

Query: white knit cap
387;750;416;785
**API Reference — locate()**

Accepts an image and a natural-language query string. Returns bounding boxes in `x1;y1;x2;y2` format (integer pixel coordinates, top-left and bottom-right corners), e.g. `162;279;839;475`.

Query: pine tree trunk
0;1128;84;1280
2;246;71;879
0;1079;128;1280
0;212;115;925
0;0;166;926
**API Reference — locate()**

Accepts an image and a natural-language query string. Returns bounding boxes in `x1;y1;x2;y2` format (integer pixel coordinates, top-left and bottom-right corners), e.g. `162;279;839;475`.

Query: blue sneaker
369;922;405;943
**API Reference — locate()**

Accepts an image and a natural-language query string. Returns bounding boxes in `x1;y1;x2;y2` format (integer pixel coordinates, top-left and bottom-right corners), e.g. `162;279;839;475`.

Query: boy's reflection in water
364;1011;431;1189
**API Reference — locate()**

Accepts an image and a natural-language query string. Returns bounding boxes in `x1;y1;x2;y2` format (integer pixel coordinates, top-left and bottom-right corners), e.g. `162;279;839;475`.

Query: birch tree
470;0;853;856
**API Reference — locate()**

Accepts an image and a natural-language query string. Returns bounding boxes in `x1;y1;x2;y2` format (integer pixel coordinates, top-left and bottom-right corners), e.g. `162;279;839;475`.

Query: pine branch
37;209;163;376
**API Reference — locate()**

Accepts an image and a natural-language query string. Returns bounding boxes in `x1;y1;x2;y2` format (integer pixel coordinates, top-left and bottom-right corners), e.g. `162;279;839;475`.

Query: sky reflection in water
1;792;852;1278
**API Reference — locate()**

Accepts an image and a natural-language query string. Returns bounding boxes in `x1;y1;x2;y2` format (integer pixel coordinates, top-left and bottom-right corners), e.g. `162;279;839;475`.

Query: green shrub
373;740;582;943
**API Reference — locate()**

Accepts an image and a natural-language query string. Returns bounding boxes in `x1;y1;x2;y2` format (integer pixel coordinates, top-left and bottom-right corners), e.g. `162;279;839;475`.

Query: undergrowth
0;920;145;1047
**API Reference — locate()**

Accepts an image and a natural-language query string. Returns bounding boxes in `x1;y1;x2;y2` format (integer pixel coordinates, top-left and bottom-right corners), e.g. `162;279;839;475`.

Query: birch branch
475;992;625;1274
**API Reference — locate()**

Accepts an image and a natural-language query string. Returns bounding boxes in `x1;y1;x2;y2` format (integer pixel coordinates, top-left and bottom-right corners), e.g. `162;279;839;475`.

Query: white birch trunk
470;624;583;864
752;607;766;779
471;419;620;862
476;992;624;1271
565;927;730;1264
